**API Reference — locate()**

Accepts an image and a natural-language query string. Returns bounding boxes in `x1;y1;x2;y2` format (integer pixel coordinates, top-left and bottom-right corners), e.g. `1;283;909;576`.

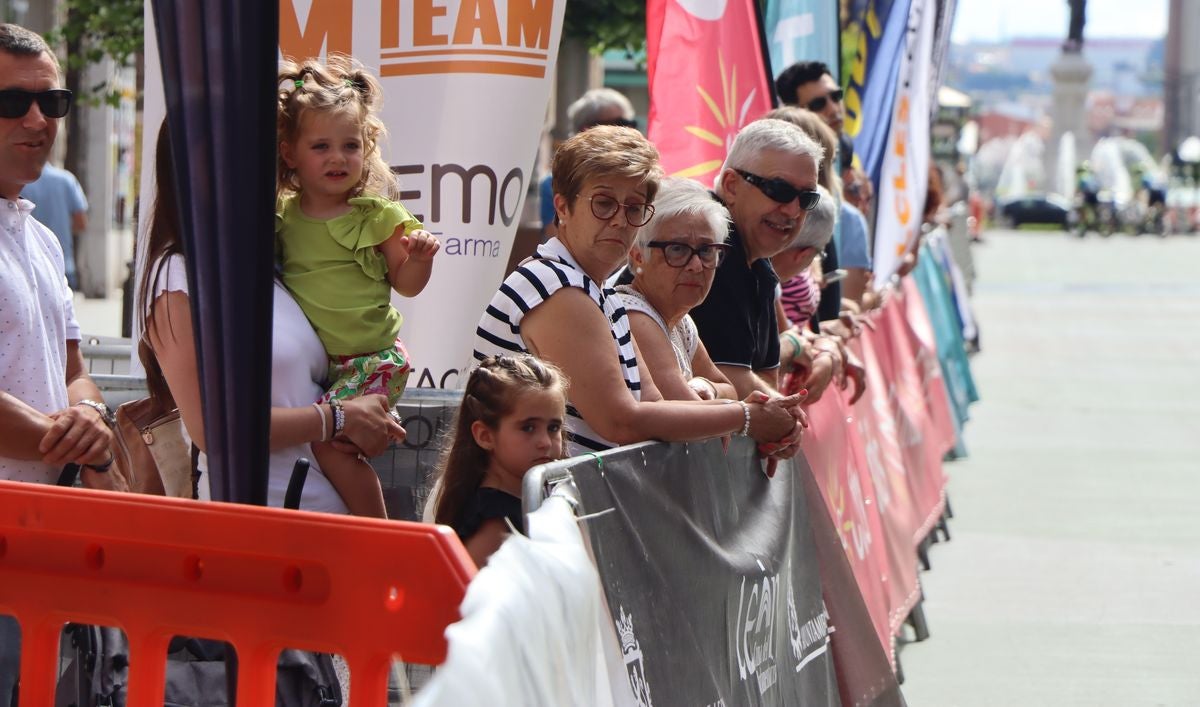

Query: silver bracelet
311;403;329;442
329;398;346;436
738;401;751;436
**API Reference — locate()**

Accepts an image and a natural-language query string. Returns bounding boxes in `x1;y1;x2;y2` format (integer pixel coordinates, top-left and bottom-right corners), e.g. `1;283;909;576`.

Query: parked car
997;193;1071;228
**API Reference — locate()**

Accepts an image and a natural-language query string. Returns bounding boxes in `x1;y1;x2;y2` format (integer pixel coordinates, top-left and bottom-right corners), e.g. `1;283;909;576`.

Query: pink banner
800;289;956;654
900;278;958;456
803;390;893;660
873;294;948;543
848;333;923;644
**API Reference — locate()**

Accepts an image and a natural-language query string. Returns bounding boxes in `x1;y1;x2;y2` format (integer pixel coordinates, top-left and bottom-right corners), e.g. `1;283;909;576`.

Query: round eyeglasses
645;241;731;269
588;194;655;227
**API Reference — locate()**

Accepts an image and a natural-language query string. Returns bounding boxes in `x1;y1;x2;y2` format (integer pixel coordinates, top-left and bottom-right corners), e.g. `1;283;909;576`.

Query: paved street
900;229;1200;706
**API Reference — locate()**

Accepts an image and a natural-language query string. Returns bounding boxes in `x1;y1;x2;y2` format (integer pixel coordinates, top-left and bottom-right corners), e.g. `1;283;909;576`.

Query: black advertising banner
567;438;841;706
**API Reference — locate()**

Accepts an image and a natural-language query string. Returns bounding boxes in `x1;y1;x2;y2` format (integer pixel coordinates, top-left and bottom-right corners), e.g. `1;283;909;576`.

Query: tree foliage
45;0;143;107
564;0;646;55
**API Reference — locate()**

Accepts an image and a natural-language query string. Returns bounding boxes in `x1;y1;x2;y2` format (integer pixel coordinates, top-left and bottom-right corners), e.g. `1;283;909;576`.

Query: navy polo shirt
689;214;781;372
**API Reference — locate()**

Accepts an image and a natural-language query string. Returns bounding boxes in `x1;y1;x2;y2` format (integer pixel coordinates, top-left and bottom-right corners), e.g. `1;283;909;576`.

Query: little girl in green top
276;54;439;517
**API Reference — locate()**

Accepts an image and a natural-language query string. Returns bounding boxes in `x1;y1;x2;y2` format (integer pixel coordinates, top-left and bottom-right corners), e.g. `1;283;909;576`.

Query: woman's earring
635;266;644;274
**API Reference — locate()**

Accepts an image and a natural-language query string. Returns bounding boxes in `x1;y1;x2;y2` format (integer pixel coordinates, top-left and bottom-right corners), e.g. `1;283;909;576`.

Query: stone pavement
899;230;1200;706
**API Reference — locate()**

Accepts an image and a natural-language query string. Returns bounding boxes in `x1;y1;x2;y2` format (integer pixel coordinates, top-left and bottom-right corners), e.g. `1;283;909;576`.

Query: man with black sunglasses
775;61;844;135
0;26;117;693
0;25;115;493
688;119;825;464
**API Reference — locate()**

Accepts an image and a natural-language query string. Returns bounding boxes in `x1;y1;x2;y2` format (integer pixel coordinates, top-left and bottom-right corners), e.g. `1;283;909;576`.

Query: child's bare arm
380;227;440;297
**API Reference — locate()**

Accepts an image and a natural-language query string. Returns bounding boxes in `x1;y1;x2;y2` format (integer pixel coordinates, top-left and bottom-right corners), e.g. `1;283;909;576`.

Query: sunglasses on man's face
0;89;73;120
735;169;821;210
806;88;843;113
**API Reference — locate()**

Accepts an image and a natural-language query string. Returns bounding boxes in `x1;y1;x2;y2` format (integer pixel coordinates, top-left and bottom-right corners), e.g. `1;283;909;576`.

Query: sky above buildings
951;0;1168;43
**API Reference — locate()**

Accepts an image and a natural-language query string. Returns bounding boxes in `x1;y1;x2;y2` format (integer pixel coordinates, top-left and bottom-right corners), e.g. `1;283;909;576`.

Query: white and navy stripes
473;238;640;455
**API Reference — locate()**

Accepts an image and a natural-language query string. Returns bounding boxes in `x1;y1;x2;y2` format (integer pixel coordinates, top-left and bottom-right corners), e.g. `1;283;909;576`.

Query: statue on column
1065;0;1086;53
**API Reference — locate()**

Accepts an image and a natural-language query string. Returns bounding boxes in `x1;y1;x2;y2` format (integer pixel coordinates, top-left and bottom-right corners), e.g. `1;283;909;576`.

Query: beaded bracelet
738;401;751;436
328;398;346;436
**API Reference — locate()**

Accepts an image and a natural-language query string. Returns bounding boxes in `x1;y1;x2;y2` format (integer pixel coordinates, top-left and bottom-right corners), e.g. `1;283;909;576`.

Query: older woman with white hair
615;178;738;402
771;184;837;330
769;184;845;403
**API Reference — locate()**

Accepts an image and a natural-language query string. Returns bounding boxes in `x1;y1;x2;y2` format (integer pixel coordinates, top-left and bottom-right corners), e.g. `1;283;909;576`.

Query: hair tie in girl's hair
293;79;304;89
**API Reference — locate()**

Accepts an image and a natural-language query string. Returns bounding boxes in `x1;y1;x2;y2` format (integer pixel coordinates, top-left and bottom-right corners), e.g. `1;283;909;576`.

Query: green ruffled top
276;194;422;356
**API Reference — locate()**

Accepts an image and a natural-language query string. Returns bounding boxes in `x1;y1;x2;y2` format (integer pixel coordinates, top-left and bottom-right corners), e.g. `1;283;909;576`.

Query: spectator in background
540;88;637;239
774;61;844;136
21;162;87;290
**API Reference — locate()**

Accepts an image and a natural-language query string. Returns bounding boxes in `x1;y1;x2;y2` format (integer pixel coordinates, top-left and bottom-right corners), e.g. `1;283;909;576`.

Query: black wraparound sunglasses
0;89;73;119
735;169;821;211
806;88;843;113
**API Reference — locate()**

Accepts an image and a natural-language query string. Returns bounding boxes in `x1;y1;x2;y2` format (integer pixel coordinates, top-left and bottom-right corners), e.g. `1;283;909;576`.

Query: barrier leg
894;652;905;684
125;632;171;707
906;601;931;642
16;618;60;706
936;513;952;542
944;495;955;519
917;535;932;571
346;652;394;707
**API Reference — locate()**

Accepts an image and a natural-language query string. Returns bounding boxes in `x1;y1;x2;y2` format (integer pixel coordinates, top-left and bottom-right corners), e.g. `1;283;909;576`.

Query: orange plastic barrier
0;480;474;706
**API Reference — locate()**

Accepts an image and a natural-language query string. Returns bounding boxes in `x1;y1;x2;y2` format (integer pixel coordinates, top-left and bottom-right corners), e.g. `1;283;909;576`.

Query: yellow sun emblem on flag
673;50;760;180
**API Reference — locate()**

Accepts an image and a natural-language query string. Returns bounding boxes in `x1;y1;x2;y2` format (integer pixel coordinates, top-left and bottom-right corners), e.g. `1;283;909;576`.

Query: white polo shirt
0;196;80;484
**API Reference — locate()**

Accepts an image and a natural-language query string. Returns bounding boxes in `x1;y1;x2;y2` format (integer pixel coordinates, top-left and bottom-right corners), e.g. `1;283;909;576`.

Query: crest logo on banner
646;0;774;182
616;605;655;706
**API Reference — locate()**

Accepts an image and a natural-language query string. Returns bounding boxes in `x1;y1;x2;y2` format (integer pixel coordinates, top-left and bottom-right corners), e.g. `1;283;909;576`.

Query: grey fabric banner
564;437;841;706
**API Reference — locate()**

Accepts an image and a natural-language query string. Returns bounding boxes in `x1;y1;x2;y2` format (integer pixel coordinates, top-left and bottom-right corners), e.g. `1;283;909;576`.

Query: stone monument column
1047;54;1093;194
1046;0;1093;196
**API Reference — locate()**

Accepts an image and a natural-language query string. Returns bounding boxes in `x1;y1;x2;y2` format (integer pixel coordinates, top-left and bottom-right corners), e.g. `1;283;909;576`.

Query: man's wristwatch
76;399;116;428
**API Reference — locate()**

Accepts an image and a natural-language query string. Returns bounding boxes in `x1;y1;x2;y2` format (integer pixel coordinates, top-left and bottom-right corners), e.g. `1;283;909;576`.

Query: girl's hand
335;395;406;458
400;230;441;261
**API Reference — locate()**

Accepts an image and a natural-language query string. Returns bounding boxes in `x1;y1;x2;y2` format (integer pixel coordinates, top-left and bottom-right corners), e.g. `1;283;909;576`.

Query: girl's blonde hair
433;355;568;527
276;54;399;200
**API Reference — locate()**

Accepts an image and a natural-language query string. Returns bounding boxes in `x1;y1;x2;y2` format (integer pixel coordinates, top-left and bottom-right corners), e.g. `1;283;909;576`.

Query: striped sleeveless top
473;238;641;455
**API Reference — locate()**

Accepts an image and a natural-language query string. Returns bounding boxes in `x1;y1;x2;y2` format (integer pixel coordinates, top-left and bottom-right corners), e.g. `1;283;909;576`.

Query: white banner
871;0;935;283
138;0;565;388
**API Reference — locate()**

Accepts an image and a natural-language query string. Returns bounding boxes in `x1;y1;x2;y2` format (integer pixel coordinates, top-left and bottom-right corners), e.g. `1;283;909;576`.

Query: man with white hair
689;118;824;401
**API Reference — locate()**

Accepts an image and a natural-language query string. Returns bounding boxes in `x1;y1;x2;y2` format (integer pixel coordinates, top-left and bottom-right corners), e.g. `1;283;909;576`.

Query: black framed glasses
588;194;655;227
806;88;843;113
646;240;731;269
0;89;73;119
735;170;821;211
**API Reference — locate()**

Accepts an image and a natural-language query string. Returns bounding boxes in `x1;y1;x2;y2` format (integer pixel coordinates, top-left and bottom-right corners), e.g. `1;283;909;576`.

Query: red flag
646;0;774;182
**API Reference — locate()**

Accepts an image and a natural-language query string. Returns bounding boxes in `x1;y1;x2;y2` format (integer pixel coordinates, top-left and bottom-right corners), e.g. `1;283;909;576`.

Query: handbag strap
57;463;80;487
283;458;310;511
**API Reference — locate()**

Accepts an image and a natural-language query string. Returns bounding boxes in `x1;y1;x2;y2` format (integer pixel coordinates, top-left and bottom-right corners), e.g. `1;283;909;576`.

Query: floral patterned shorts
321;338;412;407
